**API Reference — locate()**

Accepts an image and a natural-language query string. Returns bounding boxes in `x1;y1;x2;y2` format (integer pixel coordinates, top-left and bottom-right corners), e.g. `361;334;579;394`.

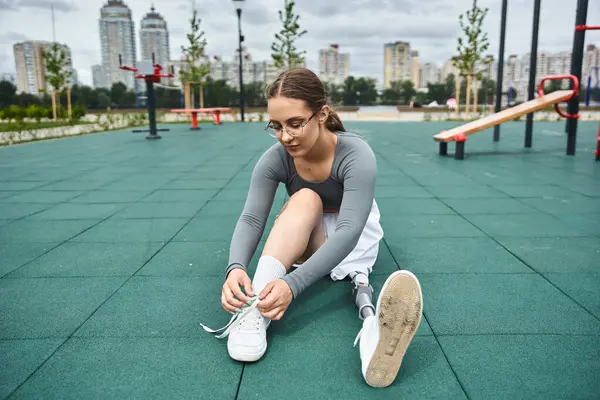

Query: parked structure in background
383;41;414;89
13;40;74;94
98;0;137;90
140;5;170;73
318;44;350;85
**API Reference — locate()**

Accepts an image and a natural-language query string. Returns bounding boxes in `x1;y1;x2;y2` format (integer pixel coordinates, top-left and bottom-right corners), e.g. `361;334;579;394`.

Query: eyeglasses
264;109;320;138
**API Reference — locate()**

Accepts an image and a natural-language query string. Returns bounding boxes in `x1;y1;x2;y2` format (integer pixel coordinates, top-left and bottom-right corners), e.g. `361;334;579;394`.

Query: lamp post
232;0;246;122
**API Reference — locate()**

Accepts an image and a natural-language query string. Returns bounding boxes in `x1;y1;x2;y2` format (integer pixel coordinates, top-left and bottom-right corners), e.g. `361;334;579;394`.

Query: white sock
251;255;287;294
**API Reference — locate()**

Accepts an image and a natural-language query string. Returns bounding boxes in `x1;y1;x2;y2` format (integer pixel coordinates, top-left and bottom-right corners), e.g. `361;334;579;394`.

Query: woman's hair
264;68;345;132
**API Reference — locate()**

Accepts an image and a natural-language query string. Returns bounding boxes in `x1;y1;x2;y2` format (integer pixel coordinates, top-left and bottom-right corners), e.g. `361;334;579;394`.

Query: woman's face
266;96;324;157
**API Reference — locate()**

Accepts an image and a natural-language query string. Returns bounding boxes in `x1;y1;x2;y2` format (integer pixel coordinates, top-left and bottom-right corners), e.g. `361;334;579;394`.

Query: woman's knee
287;188;323;213
276;189;323;230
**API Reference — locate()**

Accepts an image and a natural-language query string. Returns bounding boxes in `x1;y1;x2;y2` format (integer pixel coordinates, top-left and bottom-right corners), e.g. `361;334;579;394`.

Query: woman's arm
280;138;377;298
226;146;284;277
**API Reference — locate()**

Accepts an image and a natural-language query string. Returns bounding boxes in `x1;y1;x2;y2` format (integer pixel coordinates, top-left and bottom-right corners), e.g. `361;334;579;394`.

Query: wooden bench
434;75;580;160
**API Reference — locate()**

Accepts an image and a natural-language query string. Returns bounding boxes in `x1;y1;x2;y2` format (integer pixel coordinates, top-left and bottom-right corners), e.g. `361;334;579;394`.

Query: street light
232;0;246;122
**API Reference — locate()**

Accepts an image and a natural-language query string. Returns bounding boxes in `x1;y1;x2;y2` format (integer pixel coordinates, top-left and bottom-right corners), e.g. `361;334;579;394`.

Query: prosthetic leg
352;270;424;388
349;271;375;320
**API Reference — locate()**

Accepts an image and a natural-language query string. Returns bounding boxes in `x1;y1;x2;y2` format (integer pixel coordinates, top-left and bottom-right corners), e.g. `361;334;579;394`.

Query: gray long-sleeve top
225;132;377;298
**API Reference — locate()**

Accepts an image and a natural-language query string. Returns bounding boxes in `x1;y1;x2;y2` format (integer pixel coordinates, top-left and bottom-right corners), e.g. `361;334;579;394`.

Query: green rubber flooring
1;120;599;399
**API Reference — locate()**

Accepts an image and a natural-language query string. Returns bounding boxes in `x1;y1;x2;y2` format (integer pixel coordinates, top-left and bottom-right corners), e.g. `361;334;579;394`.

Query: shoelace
200;296;260;339
353;316;376;347
353;327;363;347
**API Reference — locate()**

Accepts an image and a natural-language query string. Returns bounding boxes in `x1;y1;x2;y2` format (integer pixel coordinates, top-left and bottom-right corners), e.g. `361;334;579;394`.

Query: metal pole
145;79;160;139
237;9;245;122
566;0;589;155
524;0;541;148
586;75;591;106
493;0;508;142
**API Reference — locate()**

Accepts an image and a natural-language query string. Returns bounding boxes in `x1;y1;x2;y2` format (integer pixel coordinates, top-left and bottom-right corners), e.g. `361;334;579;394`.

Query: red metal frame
537;74;580;119
119;63;174;82
170;108;237;128
594;123;600;161
119;64;175;83
576;25;600;31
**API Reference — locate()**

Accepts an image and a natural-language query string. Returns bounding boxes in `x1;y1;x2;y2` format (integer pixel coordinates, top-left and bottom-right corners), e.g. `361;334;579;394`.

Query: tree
323;82;344;106
453;0;490;117
180;10;210;109
427;83;450;104
381;84;401;105
399;80;416;105
445;73;456;100
271;0;307;70
341;76;378;106
477;78;496;108
110;82;136;108
0;81;17;109
42;42;72;120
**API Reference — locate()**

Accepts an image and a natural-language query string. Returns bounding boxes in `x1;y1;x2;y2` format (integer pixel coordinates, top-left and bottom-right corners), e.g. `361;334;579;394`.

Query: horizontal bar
576;25;600;31
119;65;138;72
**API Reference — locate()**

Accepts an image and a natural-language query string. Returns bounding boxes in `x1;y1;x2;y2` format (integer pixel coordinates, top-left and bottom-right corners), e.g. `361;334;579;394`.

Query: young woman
201;68;423;388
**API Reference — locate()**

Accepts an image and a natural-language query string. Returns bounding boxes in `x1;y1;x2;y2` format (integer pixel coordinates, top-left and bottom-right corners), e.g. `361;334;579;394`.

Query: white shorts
293;199;384;280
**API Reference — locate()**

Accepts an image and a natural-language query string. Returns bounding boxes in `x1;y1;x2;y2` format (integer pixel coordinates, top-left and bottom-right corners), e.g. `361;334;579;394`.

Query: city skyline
1;0;599;86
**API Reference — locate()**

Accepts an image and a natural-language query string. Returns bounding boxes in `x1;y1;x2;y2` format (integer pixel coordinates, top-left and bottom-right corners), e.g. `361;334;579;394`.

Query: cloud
0;0;598;88
0;0;77;12
243;3;276;25
0;31;29;44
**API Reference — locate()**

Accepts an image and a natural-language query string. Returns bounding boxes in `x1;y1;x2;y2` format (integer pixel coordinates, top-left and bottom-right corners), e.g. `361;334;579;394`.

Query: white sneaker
354;270;423;388
200;297;270;362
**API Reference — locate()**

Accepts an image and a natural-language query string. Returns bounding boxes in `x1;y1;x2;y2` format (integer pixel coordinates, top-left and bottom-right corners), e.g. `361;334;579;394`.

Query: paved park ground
1;120;599;399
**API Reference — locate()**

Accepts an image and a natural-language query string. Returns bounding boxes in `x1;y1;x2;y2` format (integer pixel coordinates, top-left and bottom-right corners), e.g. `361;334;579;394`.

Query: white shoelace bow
200;296;260;339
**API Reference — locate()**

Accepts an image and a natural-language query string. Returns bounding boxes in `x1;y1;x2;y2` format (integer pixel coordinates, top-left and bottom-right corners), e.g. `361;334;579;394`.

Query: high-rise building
140;5;170;68
440;59;459;83
91;64;106;88
13;40;73;94
99;0;136;90
410;50;420;89
473;54;497;82
318;44;350;85
228;47;279;88
419;62;440;88
582;44;599;88
383;41;413;88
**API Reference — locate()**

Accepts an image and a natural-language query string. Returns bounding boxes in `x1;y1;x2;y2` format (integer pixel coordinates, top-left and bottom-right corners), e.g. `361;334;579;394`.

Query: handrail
576;25;600;31
537;75;580;119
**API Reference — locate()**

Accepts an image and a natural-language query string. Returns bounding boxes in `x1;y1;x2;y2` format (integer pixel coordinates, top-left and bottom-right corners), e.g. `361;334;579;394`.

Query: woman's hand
222;269;254;313
257;279;293;320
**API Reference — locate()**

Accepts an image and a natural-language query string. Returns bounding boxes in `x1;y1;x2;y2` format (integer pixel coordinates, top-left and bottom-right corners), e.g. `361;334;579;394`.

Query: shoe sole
365;270;423;388
228;344;267;362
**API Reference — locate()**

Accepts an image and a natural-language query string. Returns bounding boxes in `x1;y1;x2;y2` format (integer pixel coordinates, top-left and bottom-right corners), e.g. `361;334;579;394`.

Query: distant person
201;68;423;388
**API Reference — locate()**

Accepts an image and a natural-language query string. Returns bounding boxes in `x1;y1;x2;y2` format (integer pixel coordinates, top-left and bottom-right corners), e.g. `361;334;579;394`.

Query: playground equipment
438;0;599;161
119;53;174;140
434;75;579;160
596;123;600;161
170;107;236;130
